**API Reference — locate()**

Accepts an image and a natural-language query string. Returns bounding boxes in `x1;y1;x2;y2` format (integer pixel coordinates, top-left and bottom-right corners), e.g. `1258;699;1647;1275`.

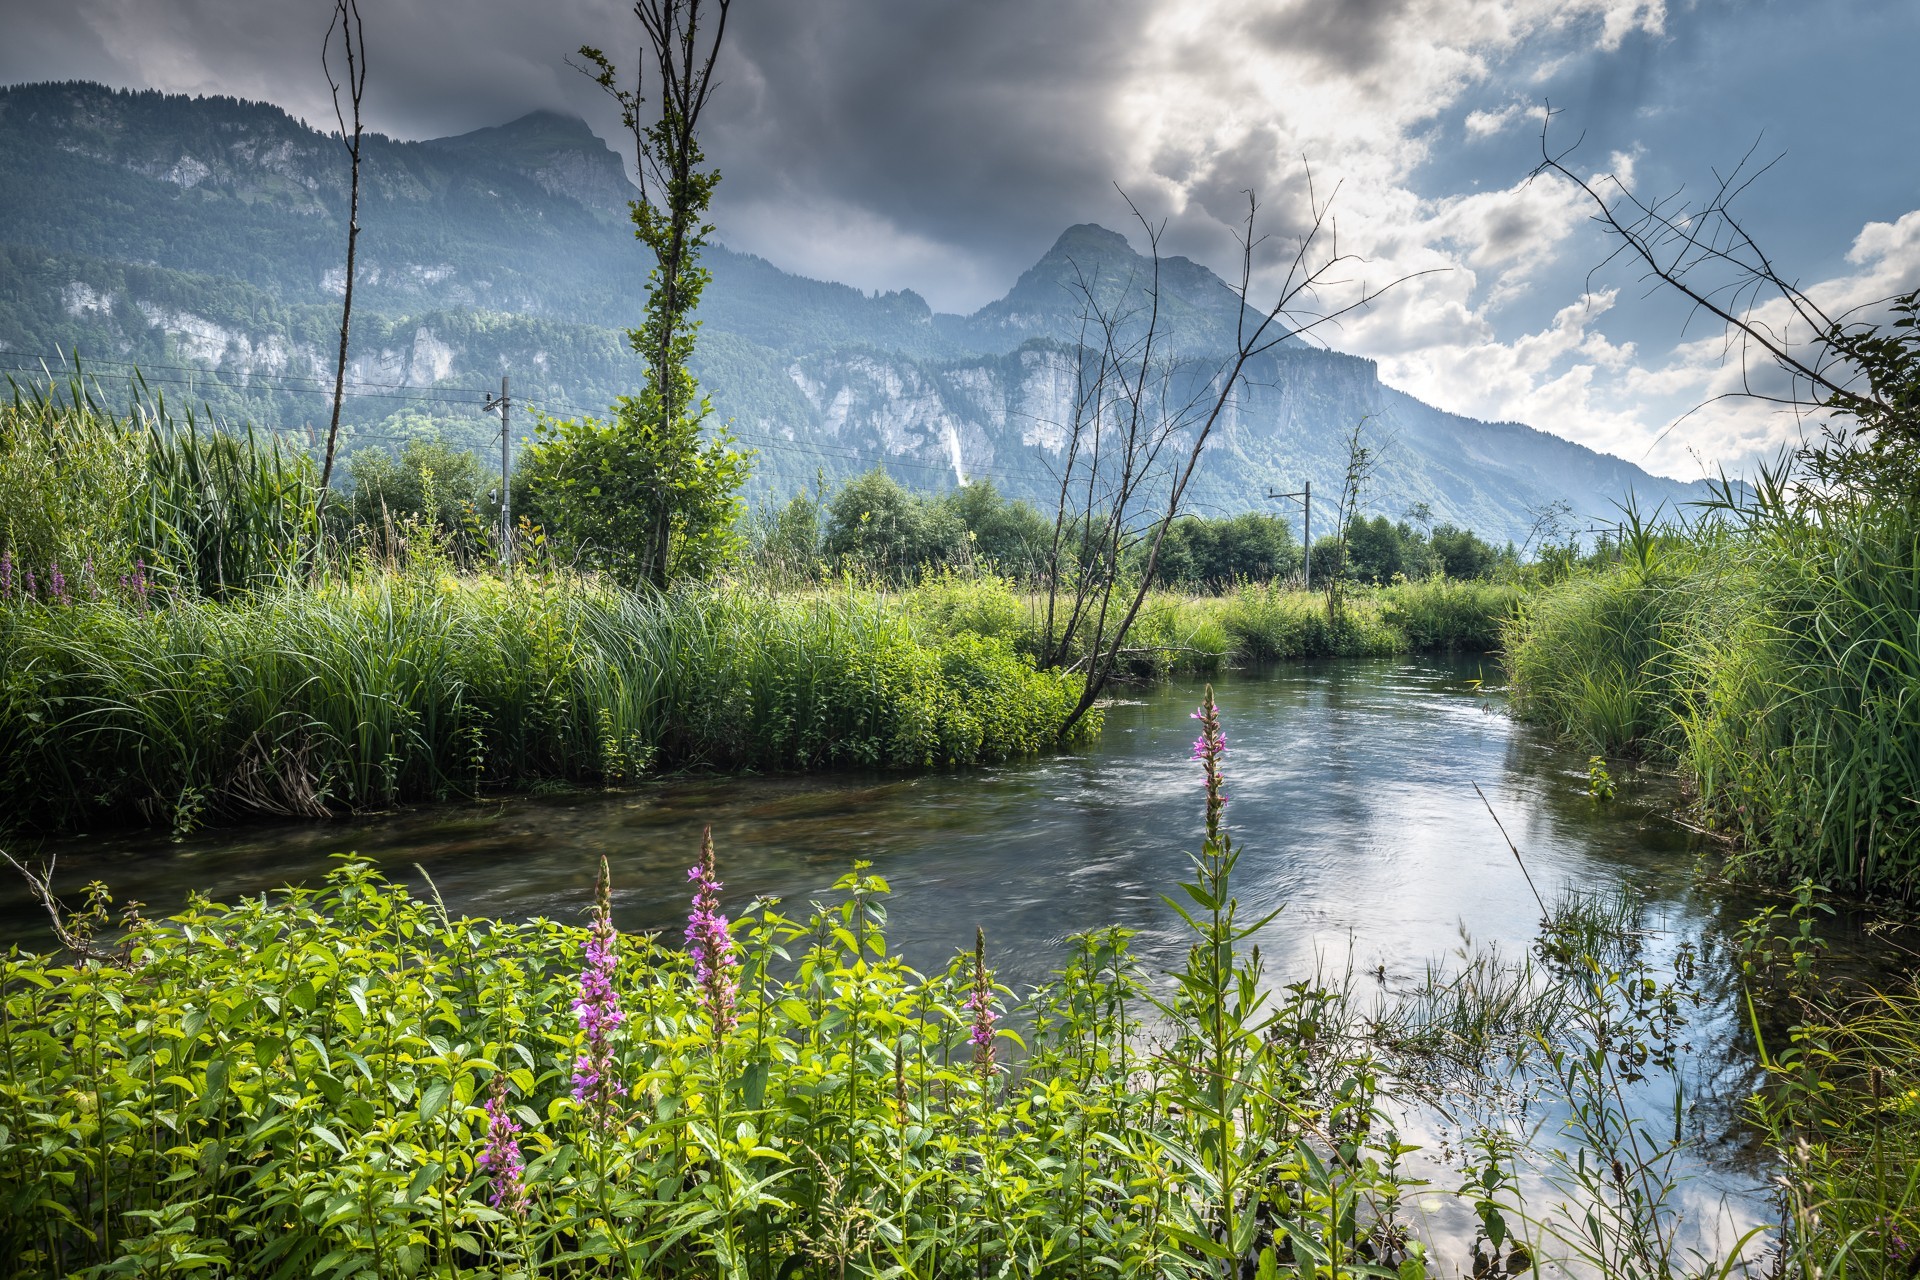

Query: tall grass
901;574;1518;678
0;376;314;600
1506;482;1920;897
0;570;1091;835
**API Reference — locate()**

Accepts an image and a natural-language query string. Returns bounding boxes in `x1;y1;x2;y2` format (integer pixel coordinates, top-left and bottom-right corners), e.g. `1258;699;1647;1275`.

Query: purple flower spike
967;926;997;1080
476;1071;528;1215
685;827;739;1037
1193;688;1229;830
570;858;624;1126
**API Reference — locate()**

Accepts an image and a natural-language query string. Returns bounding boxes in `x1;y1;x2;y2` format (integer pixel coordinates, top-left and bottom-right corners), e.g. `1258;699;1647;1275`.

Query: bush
342;437;499;561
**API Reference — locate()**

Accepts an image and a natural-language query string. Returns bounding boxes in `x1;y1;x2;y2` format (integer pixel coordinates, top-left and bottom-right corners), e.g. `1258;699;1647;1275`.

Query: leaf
418;1079;451;1125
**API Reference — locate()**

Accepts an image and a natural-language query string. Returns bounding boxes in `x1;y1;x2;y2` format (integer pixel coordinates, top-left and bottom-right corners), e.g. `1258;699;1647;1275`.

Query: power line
0;355;487;406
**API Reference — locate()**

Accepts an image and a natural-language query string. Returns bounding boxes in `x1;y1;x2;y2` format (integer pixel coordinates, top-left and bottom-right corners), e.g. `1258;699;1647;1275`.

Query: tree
343;438;497;562
821;468;964;580
317;0;366;501
1430;523;1500;580
1321;419;1379;617
1536;112;1920;501
542;0;748;588
518;396;748;581
942;480;1053;576
1039;188;1422;738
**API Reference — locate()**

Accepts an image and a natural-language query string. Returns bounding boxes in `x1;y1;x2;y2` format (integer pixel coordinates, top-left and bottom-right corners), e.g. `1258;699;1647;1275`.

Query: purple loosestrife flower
1192;689;1228;832
571;858;624;1125
0;550;11;599
476;1072;528;1215
685;826;739;1037
48;561;67;605
968;926;997;1079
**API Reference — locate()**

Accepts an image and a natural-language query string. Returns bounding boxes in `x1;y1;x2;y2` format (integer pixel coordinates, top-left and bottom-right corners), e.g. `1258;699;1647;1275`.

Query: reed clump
0;570;1092;836
1505;483;1920;898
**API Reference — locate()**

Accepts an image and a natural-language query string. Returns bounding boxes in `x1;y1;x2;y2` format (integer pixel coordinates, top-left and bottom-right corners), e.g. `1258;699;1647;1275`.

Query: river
0;655;1871;1267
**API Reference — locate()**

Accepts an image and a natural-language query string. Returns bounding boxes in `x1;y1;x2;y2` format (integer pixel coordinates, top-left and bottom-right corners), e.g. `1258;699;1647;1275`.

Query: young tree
541;0;749;588
318;0;366;500
1320;419;1379;618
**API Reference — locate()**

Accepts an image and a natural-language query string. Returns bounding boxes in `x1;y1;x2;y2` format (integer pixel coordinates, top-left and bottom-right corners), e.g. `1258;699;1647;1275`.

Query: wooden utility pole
483;375;512;565
1268;480;1312;590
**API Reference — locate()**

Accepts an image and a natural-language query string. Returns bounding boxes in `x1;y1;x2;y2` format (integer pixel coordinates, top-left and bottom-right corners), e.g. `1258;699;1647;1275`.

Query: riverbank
1503;490;1920;899
0;563;1514;837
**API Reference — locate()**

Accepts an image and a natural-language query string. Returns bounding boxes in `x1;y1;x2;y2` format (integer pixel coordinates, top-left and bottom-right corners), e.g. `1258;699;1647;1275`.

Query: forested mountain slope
0;81;1714;540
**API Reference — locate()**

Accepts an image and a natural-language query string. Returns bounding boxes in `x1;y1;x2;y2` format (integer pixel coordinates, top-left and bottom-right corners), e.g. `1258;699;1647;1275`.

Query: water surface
5;655;1836;1265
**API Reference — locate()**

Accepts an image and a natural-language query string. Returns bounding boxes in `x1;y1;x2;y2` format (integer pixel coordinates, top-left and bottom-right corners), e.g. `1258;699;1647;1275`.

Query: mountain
0;81;1715;542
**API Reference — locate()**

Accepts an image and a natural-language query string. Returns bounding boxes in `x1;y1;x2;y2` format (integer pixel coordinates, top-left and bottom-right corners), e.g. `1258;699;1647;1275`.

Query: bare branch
1;850;120;964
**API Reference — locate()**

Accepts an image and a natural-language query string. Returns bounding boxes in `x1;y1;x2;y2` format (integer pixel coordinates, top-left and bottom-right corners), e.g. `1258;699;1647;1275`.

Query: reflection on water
4;654;1866;1262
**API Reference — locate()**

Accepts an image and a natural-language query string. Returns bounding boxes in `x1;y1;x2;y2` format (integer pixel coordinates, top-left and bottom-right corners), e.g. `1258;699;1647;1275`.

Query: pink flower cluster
477;1073;528;1214
570;862;624;1124
686;827;739;1036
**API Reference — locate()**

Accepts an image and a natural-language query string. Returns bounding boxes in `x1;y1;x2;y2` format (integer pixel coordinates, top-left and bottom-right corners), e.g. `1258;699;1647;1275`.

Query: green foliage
1502;518;1689;756
519;392;751;585
343;437;499;562
820;468;966;580
815;472;1056;583
0;572;1093;836
1738;882;1920;1280
0;717;1425;1280
0;377;315;599
1142;513;1301;589
1429;524;1504;581
1507;476;1920;895
943;479;1054;575
904;571;1028;643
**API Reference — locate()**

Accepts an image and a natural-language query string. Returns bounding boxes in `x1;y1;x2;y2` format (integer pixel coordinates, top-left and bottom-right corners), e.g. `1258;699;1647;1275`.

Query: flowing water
7;654;1908;1267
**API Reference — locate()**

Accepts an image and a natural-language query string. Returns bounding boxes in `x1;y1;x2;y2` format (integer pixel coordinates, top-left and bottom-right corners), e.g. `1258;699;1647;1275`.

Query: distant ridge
0;80;1717;542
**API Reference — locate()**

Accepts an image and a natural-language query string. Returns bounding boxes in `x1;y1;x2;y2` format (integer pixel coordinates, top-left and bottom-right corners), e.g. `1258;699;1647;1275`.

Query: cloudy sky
3;0;1915;478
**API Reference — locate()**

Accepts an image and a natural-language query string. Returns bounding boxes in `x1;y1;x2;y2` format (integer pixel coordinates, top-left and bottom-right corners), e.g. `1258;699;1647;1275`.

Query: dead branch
1;849;120;963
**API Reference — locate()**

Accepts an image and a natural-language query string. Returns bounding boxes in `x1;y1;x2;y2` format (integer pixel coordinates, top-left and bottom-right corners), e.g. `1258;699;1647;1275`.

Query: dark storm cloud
702;0;1160;294
1244;0;1412;75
